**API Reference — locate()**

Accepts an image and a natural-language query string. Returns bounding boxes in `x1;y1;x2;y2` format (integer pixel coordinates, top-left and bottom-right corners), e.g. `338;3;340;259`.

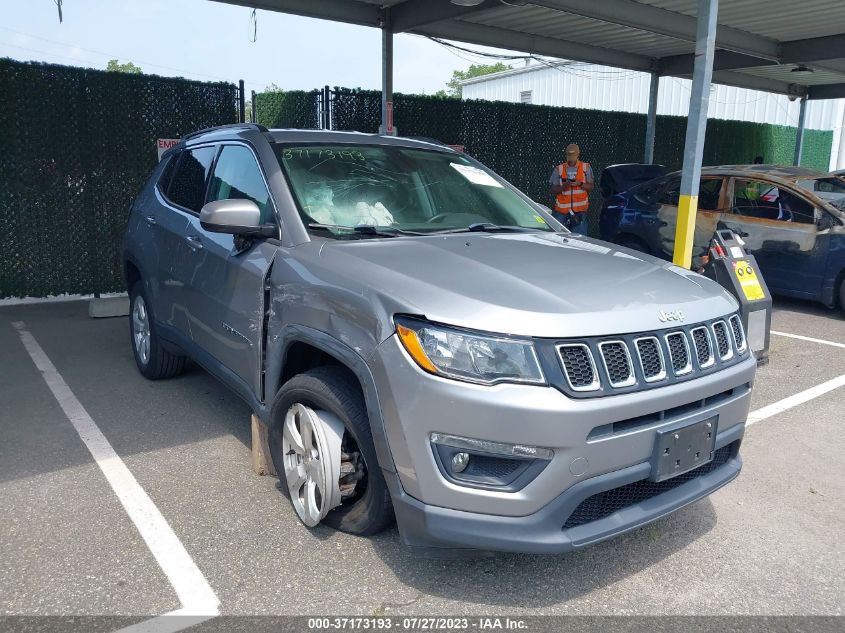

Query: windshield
274;144;552;237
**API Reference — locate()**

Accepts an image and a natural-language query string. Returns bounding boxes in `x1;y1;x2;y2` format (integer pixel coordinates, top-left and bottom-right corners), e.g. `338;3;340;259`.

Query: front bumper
387;427;742;554
371;334;755;552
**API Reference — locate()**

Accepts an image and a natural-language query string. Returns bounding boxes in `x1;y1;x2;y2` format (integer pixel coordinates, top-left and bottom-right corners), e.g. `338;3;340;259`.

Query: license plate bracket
651;417;717;482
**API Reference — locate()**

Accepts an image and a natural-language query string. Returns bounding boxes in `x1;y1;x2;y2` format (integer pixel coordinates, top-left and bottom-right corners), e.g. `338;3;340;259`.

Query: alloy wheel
282;403;345;527
132;295;151;366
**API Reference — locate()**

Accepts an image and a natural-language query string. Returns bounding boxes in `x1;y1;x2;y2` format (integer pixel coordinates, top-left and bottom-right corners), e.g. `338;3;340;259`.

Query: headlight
395;317;545;386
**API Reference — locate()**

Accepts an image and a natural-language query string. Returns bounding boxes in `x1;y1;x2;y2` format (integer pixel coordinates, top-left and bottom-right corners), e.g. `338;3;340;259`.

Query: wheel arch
266;325;397;474
123;253;149;294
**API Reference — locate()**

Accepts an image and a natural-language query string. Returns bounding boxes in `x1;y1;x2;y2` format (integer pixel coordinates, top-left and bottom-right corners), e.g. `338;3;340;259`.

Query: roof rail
406;136;455;149
181;123;268;141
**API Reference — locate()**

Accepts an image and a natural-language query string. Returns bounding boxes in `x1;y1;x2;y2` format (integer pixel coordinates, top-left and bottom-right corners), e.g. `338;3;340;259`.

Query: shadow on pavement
0;300;253;484
366;499;718;609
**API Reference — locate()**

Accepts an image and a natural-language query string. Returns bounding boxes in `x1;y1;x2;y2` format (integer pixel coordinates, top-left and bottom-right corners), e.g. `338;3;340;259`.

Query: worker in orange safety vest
550;143;594;235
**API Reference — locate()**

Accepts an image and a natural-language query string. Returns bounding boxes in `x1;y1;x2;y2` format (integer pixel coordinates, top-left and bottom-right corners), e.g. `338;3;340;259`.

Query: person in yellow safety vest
549;143;594;235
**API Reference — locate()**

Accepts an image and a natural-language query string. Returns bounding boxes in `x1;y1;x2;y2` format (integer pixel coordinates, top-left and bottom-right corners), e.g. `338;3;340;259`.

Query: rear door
650;176;727;267
720;178;829;296
183;143;277;397
152;147;216;335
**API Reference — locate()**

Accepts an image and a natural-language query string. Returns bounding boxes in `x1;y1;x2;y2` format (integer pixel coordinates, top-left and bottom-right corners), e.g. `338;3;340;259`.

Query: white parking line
747;373;845;426
11;321;219;629
770;330;845;349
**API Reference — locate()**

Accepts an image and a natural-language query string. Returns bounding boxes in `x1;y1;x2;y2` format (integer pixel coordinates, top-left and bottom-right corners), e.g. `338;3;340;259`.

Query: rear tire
269;366;393;536
129;281;187;380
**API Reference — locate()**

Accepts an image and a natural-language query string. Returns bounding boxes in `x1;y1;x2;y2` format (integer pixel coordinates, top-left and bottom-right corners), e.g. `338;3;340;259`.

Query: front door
720;178;829;297
184;144;277;398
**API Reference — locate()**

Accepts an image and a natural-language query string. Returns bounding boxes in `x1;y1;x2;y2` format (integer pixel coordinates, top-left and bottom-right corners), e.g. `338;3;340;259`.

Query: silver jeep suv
123;124;756;553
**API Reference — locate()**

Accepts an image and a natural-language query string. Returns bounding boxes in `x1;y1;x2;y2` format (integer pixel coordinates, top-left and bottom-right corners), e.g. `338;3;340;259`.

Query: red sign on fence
156;138;179;161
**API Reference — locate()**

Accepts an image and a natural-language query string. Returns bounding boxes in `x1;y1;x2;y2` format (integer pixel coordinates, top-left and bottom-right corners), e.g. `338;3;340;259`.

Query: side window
166;147;216;212
698;178;723;211
657;178;681;206
778;190;816;224
633;178;666;204
207;145;273;223
157;154;178;194
732;179;781;220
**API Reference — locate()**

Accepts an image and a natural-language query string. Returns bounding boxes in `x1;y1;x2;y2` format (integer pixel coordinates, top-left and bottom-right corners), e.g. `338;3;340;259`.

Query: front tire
269;366;393;536
129;281;186;380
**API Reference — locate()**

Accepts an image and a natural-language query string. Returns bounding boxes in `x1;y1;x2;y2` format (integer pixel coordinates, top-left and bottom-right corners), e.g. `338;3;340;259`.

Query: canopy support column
673;0;718;269
793;95;807;166
644;70;659;164
380;9;394;136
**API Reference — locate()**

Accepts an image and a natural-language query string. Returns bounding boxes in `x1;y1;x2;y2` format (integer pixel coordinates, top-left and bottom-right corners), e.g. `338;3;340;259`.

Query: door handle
184;235;204;250
144;214;157;226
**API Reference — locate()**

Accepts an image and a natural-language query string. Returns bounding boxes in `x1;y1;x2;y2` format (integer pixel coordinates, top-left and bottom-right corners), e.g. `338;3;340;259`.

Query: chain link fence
1;64;833;299
0;59;238;299
256;87;833;236
254;90;321;129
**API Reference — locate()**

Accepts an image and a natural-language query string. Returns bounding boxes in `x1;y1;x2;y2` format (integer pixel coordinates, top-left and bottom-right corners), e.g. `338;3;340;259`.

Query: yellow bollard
673;194;699;269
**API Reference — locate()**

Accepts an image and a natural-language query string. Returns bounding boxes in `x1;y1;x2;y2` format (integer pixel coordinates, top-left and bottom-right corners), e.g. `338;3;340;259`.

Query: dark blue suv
600;164;845;310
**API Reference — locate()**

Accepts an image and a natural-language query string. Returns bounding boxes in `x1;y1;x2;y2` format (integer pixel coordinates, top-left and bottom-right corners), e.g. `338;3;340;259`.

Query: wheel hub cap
282;403;345;527
132;296;150;366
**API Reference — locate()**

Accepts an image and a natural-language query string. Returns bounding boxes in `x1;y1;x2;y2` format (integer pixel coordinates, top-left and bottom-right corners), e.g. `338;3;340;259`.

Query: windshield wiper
307;223;424;237
432;223;545;235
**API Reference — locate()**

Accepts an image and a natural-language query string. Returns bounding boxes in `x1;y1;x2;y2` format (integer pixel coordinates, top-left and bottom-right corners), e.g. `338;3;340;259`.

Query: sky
1;0;519;98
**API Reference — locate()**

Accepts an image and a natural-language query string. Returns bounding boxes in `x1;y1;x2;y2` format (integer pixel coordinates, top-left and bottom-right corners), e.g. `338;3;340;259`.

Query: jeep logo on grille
658;309;685;323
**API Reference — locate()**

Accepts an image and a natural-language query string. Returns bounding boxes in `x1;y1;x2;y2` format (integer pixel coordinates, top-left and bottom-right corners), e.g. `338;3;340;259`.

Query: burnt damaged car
600;165;845;310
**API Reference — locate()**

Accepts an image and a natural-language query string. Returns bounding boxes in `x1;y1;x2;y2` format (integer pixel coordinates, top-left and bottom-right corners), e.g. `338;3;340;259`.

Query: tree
446;62;509;97
106;59;142;74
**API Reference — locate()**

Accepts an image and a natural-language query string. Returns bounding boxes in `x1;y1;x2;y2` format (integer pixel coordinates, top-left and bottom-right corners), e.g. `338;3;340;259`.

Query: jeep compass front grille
598;341;635;387
635;337;664;382
691;326;714;368
729;315;746;352
666;332;692;375
557;344;598;391
549;316;748;398
712;321;732;360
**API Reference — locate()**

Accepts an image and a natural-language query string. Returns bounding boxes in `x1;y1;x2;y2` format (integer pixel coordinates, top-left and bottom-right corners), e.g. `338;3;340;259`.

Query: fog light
430;433;553;491
451;452;470;473
430;432;554;461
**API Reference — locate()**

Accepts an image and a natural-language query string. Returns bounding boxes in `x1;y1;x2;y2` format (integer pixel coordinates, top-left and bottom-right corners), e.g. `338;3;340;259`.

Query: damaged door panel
721;178;829;296
654;177;727;268
656;207;721;269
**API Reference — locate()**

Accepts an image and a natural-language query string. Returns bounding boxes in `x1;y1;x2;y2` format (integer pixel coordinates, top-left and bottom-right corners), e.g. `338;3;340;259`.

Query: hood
317;232;738;338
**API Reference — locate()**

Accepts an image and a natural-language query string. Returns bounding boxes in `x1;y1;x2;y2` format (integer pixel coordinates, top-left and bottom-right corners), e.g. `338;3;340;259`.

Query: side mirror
199;199;276;237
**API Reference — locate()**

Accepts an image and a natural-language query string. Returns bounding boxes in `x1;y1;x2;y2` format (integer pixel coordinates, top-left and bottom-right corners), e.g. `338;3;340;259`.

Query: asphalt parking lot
1;297;843;620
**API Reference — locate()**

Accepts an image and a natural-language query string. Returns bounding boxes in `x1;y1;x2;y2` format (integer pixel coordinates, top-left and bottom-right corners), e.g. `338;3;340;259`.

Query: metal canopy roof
212;0;845;99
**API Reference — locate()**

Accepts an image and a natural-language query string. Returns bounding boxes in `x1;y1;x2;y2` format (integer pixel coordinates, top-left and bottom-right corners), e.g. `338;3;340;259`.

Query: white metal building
461;61;845;170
